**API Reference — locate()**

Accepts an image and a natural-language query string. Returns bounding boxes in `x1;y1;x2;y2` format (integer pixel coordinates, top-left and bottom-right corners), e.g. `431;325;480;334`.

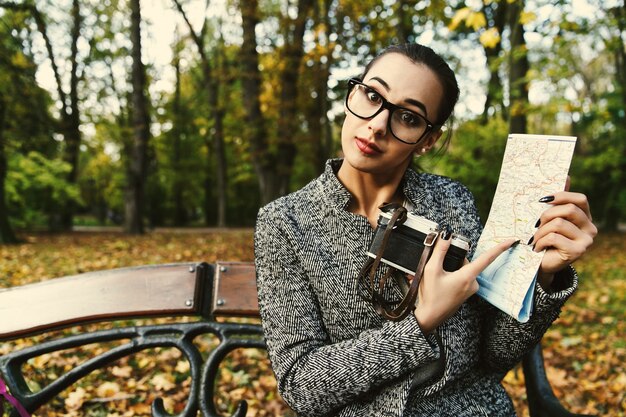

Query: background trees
0;0;622;235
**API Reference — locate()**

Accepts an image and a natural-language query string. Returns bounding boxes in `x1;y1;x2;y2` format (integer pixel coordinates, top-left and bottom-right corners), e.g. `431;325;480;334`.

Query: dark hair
360;43;460;127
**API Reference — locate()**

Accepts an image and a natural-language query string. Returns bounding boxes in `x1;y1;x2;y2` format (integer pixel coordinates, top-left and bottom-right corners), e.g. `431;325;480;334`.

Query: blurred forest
0;0;624;240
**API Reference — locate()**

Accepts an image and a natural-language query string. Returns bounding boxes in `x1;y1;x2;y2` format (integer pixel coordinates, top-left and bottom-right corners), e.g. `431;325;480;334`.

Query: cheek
341;115;357;143
388;141;419;159
388;145;421;170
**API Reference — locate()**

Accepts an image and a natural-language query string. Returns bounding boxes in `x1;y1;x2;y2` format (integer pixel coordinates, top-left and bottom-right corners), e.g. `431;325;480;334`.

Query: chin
343;155;390;176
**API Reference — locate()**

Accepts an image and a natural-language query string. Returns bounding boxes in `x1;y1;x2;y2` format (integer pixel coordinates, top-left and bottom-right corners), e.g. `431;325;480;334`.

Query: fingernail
527;236;534;245
510;239;521;248
534;219;541;228
441;225;452;240
538;195;555;203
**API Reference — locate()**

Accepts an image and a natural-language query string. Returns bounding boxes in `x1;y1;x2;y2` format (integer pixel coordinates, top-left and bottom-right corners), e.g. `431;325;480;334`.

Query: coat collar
317;158;431;214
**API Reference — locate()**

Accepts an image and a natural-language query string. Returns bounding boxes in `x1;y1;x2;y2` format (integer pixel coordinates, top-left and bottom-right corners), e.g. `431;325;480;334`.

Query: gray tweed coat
254;159;576;417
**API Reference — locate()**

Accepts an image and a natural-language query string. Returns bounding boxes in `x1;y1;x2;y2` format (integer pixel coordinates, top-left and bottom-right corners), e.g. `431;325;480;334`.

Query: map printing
473;134;577;322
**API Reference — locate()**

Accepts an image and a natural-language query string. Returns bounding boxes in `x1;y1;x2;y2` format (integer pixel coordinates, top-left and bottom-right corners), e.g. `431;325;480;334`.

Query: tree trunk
0;94;19;244
507;0;529;134
125;0;150;234
172;49;186;226
19;1;83;231
240;0;276;204
395;0;416;43
602;4;626;231
58;0;82;230
212;32;227;227
275;0;314;197
481;1;508;123
309;0;333;174
173;0;227;226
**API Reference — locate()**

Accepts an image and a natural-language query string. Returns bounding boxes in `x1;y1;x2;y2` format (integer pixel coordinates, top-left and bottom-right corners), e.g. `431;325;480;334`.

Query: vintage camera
367;211;471;275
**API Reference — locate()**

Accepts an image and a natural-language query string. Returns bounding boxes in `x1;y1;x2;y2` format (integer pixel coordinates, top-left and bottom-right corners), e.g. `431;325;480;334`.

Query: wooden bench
0;261;594;416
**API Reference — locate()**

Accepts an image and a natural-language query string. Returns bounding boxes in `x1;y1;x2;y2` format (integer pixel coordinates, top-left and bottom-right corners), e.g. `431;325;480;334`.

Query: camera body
367;211;471;275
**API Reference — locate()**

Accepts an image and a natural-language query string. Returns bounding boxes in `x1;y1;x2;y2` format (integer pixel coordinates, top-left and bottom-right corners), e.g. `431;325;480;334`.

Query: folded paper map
472;133;577;322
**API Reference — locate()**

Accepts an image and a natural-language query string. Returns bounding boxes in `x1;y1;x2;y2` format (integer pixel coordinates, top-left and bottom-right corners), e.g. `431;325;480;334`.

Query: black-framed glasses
345;78;438;144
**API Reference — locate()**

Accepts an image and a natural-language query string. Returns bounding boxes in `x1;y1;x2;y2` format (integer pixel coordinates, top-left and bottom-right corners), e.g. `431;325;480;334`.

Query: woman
254;43;596;417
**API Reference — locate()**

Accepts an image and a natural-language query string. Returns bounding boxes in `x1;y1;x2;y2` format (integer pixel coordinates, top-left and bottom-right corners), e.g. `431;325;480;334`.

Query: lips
355;137;382;155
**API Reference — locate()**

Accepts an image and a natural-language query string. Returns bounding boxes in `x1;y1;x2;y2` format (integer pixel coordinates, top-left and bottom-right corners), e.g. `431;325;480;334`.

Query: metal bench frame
0;262;594;417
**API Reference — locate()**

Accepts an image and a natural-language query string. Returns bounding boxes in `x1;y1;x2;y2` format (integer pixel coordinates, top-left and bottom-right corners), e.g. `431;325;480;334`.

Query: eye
365;88;382;104
397;110;424;127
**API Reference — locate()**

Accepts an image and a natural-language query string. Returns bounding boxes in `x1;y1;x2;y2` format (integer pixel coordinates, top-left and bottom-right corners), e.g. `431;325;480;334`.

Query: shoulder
256;178;321;228
403;170;482;244
408;170;475;202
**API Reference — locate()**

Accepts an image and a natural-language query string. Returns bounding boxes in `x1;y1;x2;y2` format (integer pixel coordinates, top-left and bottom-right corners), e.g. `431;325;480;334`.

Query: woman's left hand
532;184;597;288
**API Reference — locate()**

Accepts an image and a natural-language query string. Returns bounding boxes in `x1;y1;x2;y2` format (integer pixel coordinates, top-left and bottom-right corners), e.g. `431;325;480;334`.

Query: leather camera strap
356;203;405;309
378;230;438;321
367;204;406;309
358;202;440;322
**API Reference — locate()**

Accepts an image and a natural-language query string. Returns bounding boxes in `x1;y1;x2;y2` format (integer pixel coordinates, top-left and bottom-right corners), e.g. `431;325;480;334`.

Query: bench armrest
523;343;596;417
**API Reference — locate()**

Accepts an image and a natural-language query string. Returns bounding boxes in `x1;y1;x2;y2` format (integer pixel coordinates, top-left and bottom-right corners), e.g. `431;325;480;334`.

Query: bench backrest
0;261;258;340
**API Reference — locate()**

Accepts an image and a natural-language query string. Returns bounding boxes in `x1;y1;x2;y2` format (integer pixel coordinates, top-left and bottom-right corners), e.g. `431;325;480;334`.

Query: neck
337;162;408;228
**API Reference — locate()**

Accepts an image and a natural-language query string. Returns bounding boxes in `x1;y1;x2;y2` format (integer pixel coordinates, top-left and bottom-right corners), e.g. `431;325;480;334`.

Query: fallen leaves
503;232;626;417
1;230;624;416
64;387;87;411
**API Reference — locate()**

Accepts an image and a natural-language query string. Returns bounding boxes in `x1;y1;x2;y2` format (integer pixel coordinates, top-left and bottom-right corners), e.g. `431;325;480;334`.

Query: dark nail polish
527;236;534;245
538;195;555;203
534;219;541;228
510;239;521;249
441;225;452;240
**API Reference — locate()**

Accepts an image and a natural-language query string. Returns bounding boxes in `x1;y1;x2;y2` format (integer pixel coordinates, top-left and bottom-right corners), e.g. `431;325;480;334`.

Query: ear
415;129;443;155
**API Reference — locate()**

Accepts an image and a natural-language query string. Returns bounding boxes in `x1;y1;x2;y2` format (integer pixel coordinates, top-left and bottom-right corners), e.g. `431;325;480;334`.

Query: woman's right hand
414;232;517;335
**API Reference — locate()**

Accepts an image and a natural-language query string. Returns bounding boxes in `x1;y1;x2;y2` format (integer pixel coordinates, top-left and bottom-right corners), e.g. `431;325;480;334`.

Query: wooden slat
212;261;259;317
0;263;202;339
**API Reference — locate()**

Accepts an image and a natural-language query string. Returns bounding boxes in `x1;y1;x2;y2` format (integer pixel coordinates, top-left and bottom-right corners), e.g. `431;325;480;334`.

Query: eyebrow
367;76;429;116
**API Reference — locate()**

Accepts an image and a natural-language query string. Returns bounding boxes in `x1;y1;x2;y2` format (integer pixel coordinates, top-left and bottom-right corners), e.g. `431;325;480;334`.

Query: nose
367;108;390;137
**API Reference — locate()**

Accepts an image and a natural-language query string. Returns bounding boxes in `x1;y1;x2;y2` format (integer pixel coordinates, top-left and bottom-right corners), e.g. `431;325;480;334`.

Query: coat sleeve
451;184;578;373
478;268;577;373
254;204;443;416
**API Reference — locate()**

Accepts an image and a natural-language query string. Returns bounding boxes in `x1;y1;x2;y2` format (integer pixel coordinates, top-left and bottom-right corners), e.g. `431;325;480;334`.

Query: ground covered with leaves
1;230;624;416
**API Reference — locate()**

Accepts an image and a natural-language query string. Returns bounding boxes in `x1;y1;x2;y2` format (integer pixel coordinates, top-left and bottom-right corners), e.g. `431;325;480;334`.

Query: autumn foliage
1;230;624;416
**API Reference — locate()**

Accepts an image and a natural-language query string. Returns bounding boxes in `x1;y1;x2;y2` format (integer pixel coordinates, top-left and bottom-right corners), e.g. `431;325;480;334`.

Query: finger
565;175;571;192
534;226;594;256
533;217;581;246
537;202;596;236
535;232;591;264
463;239;518;277
428;228;452;267
540;191;592;221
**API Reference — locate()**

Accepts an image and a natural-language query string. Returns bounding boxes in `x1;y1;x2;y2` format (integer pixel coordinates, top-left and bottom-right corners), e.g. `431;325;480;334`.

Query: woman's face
341;53;444;175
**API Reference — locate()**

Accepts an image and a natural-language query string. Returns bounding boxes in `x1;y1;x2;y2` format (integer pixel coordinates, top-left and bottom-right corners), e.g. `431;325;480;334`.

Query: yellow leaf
137;357;150;369
151;373;176;391
96;381;121;398
467;12;487;30
65;387;87;411
480;28;501;49
520;11;537;25
175;359;190;373
10;52;31;70
449;7;471;31
111;365;132;378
